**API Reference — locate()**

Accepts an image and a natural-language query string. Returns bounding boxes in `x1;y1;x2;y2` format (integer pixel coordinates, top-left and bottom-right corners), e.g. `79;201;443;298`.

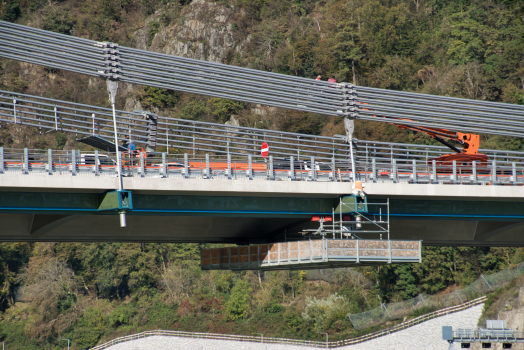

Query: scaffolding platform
201;239;422;271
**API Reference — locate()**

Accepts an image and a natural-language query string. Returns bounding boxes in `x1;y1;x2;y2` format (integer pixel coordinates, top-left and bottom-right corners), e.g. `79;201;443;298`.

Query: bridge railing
0;147;522;186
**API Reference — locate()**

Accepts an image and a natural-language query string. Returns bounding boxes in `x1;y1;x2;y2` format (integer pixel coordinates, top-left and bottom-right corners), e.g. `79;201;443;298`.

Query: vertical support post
289;156;295;180
387;198;390;241
184;153;189;178
227;153;232;179
310;156;315;181
331;157;336;182
412;159;417;183
388;240;392;263
23;148;28;174
106;79;123;192
491;160;497;184
161;152;166;178
139;151;145;177
117;151;122;178
13;98;17;124
0;147;4;174
432;160;437;184
455;290;463;303
452;160;457;184
248;154;253;180
512;162;516;185
94;150;99;176
92;113;96;135
269;155;274;180
371;157;376;182
48;149;53;175
205;153;210;179
71;150;76;175
391;159;397;183
471;161;477;184
54;106;58;130
480;274;493;291
419;294;427;307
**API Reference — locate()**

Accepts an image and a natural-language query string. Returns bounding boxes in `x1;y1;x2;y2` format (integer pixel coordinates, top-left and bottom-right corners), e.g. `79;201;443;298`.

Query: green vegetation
0;244;522;349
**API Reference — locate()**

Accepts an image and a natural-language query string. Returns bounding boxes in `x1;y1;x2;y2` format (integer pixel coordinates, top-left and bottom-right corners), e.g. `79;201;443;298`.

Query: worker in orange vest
352;181;365;200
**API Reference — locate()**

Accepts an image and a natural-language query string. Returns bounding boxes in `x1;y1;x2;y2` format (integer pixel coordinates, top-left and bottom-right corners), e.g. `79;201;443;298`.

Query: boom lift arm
395;124;480;155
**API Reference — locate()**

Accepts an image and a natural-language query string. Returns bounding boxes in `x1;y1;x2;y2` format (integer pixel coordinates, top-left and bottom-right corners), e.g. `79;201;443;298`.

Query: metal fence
1;146;524;186
3;89;524;170
348;262;524;330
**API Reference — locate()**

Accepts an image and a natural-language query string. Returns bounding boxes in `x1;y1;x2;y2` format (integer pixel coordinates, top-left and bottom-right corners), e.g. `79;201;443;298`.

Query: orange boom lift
359;102;488;167
395;123;488;167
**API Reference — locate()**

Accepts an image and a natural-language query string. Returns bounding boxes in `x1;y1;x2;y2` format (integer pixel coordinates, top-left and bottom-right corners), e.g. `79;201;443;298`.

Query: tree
224;279;252;320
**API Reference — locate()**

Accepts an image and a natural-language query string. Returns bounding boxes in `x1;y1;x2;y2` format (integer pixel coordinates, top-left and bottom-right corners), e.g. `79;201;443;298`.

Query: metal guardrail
0;147;523;186
2;90;524;166
88;296;487;349
2;21;524;138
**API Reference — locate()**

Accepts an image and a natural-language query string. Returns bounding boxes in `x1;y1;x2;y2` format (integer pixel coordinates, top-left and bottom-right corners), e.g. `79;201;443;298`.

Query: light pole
317;332;328;348
253;333;263;344
62;338;70;350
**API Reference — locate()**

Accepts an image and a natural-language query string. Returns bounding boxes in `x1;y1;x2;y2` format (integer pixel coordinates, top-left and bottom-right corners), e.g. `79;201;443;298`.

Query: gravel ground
102;303;484;350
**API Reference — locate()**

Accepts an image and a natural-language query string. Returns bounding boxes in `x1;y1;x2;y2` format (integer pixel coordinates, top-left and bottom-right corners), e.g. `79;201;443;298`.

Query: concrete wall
0;173;523;200
102;303;484;350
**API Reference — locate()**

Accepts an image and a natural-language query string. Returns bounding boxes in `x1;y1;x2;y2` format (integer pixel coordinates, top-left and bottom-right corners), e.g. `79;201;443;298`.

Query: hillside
1;0;524;349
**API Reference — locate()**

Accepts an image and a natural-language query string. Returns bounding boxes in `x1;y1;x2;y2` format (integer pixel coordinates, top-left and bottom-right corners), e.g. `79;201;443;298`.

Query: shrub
224;280;252;320
302;293;349;332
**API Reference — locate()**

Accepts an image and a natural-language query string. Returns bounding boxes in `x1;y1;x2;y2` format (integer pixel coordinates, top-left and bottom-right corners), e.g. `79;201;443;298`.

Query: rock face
149;0;246;63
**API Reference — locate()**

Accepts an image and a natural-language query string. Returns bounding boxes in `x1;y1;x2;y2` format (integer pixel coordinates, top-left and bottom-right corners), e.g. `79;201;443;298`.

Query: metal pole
107;80;126;228
480;274;493;291
349;138;355;181
54;106;58;130
107;80;123;191
387;198;390;241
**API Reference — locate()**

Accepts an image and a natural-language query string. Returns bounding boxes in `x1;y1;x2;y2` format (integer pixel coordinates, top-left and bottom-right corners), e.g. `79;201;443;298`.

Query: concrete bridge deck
0;172;523;246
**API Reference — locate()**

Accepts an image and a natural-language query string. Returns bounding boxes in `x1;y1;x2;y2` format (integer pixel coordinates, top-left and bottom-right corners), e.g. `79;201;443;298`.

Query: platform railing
0;147;522;186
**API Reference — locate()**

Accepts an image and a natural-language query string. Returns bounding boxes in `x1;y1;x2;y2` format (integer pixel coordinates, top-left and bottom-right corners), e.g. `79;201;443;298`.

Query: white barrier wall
101;303;484;350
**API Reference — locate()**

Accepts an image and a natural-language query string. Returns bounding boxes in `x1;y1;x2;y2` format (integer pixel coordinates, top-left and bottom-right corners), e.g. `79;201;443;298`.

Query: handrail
89;296;487;349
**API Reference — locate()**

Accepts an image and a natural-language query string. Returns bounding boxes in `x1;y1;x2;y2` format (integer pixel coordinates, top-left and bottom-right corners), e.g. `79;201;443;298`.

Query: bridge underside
0;190;523;246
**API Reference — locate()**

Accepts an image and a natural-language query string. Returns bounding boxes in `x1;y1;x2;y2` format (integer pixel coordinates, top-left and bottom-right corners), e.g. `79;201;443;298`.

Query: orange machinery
359;102;488;168
395;124;488;167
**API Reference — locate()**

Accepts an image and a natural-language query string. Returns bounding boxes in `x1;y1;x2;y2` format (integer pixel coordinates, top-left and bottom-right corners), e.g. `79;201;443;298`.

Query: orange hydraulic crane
395;123;488;165
358;102;488;166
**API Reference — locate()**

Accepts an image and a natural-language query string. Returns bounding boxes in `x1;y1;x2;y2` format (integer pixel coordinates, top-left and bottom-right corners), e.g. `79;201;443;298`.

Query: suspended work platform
200;239;421;271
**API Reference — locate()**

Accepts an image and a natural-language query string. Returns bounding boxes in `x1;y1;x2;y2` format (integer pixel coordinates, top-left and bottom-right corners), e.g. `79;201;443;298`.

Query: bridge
1;21;524;250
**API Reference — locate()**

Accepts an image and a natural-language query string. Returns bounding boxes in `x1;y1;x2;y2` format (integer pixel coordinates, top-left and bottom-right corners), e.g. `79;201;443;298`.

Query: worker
352;181;365;200
328;75;337;83
128;139;136;167
128;139;136;156
315;75;322;81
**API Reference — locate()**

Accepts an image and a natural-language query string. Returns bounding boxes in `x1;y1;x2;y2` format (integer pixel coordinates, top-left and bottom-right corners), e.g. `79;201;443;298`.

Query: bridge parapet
1;147;522;187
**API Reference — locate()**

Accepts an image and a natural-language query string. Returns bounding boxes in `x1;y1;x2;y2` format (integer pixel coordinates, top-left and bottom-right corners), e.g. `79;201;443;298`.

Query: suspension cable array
2;89;524;165
2;20;524;139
